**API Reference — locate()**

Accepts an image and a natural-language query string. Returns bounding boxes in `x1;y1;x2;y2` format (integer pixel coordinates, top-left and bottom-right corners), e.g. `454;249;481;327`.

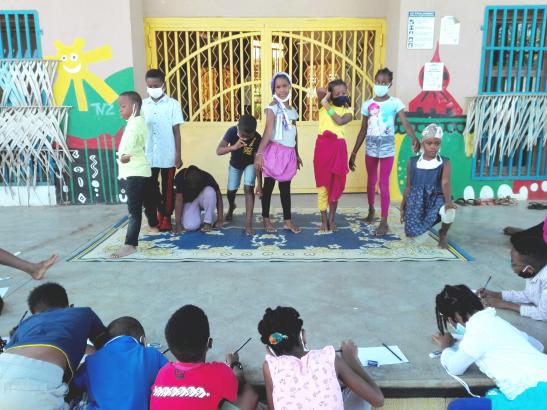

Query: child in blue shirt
73;316;168;410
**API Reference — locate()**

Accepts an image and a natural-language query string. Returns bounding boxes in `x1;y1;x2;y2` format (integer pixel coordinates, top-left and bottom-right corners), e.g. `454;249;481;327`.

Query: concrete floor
0;194;545;393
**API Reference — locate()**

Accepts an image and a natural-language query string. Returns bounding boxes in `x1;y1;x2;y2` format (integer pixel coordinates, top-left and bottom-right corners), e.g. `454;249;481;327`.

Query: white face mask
373;84;390;97
416;153;443;169
274;93;291;103
147;87;164;99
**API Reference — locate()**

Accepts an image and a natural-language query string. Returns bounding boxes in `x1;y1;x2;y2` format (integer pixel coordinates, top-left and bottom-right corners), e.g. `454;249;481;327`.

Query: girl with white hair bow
400;123;457;249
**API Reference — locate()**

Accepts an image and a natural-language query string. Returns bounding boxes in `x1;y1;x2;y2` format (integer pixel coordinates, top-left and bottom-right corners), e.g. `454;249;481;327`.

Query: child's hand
349;153;357;172
411;137;420;153
254;155;264;172
120;154;131;163
175;155;183;169
232;138;246;151
432;332;454;349
477;288;500;299
316;87;327;102
340;340;358;361
172;223;184;234
320;91;331;106
445;202;457;210
297;156;303;170
400;208;405;223
255;185;263;198
225;352;239;365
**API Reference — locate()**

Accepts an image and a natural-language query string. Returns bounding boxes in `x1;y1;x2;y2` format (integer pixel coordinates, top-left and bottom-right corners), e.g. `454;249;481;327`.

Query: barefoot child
314;80;352;232
142;69;184;232
349;68;419;236
112;91;159;258
0;248;58;280
254;72;302;234
400;124;456;249
216;114;261;235
258;306;384;410
478;235;546;321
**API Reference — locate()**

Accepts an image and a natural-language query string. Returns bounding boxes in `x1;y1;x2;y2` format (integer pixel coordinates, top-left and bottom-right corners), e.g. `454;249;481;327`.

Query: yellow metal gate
144;18;385;193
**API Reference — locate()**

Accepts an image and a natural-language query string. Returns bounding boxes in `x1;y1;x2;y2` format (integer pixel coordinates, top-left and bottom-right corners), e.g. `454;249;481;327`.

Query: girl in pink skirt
254;72;302;233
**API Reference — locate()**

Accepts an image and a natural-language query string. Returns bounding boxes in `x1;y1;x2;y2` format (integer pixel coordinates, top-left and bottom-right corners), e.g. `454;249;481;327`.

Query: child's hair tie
268;332;288;346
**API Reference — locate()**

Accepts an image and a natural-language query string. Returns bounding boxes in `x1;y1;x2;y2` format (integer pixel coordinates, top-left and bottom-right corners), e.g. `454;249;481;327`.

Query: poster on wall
407;11;435;49
439;16;460;45
423;62;444;91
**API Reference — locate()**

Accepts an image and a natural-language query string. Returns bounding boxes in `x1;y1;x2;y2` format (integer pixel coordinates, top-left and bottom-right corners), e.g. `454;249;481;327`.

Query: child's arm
295;125;302;169
255;169;263;197
441;160;456;209
254;108;275;172
335;341;384;408
262;361;276;410
173;125;182;168
174;193;184;233
349;116;368;171
316;87;327;108
400;160;412;223
217;138;244;156
397;110;420;153
214;187;224;228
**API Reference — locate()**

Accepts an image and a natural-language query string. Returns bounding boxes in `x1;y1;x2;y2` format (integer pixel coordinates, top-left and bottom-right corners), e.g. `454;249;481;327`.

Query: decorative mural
48;37;133;205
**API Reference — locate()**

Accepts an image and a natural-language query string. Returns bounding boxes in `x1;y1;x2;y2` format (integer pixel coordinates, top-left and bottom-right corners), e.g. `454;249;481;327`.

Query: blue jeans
227;164;256;190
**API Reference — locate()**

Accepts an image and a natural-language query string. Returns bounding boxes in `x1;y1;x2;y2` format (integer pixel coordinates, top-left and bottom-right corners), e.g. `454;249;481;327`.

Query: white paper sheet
0;287;8;298
358;345;410;366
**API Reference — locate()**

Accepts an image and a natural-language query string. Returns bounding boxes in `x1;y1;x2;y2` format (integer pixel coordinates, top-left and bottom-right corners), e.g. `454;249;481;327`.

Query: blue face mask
331;95;350;107
373;84;390;97
451;323;466;336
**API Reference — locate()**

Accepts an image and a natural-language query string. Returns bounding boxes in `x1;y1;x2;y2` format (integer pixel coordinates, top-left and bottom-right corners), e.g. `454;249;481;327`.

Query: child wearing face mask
258;306;384;410
478;235;547;321
349;68;420;236
433;285;547;410
141;69;184;232
314;79;353;232
111;91;158;259
400;124;456;249
254;72;302;234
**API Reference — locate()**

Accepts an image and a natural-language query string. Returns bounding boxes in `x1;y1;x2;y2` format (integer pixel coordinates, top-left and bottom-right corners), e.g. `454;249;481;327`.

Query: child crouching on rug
400;124;456;249
112;91;159;258
314;80;353;232
258;306;384;410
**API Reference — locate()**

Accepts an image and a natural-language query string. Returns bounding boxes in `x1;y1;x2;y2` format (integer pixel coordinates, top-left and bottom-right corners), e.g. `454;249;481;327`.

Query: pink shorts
262;142;297;182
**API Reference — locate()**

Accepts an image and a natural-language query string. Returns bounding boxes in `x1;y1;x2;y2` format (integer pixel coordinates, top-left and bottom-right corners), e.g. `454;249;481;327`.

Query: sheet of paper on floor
0;287;8;298
358;345;409;366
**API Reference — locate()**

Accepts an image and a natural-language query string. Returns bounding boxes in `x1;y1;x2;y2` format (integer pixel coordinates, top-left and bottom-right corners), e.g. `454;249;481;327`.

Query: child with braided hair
257;306;384;410
433;285;547;410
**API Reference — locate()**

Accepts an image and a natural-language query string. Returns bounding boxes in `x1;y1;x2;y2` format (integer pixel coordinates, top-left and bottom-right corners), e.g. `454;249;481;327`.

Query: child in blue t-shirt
216;114;261;235
73;316;168;410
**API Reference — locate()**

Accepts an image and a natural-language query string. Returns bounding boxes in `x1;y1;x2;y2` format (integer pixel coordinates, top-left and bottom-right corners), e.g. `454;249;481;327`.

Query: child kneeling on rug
216;114;261;235
478;235;547;321
400;123;456;249
112;91;159;258
258;306;384;410
150;305;258;410
433;285;547;410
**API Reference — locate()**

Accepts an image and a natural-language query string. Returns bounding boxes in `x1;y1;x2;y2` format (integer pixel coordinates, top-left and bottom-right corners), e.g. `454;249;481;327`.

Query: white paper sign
423;62;444;91
440;16;460;45
407;11;435;49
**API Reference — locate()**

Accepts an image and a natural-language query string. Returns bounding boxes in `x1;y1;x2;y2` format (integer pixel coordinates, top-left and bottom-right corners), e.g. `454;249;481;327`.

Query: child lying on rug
150;305;258;410
73;316;167;409
258;306;384;410
216;114;262;235
478;235;547;321
400;124;456;249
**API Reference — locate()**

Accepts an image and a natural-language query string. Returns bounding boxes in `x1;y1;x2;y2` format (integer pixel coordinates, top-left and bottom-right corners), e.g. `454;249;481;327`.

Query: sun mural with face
48;38;118;112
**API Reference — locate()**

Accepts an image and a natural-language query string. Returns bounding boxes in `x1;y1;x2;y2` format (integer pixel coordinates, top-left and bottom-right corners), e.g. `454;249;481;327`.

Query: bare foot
110;245;137;259
201;223;213;232
245;226;255;236
375;221;389;236
30;254;59;280
226;206;236;222
439;234;449;249
283;220;302;234
263;218;277;233
329;222;337;232
365;208;376;223
319;223;329;233
503;226;523;236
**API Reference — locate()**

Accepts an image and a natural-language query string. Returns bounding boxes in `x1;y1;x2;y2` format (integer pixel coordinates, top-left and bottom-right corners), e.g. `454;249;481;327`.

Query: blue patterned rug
68;207;472;262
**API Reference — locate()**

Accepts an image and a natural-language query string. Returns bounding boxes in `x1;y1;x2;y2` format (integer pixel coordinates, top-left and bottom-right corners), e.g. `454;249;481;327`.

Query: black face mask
331;96;350;107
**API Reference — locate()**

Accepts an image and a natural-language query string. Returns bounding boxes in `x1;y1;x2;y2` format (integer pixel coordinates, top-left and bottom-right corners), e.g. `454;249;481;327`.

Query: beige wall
2;0;136;78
